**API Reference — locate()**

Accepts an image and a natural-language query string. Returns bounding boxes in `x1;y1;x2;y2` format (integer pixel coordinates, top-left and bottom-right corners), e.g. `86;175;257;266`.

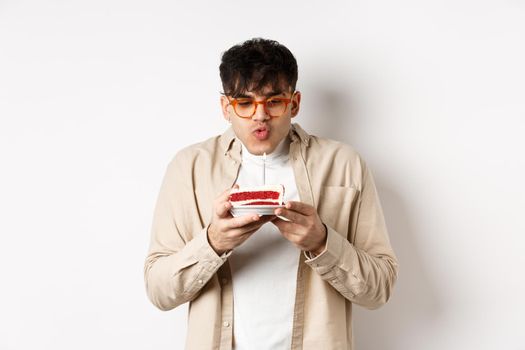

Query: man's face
221;86;301;155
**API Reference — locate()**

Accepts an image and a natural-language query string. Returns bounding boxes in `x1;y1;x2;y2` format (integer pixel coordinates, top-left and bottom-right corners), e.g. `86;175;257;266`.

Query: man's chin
246;142;275;156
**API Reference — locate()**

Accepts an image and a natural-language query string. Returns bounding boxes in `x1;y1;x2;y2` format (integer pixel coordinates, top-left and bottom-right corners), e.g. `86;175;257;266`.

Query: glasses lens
265;99;287;117
234;99;255;118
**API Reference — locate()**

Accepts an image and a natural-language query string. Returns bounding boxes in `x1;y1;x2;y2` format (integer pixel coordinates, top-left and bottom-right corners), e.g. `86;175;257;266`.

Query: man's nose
252;101;270;121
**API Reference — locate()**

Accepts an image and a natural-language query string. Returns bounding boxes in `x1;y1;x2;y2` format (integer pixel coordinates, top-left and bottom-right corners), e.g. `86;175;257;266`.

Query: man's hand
207;185;275;255
272;201;327;255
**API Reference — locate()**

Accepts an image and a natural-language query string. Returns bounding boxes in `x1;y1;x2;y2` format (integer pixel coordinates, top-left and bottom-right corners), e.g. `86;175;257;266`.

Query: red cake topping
229;191;280;202
229;185;285;207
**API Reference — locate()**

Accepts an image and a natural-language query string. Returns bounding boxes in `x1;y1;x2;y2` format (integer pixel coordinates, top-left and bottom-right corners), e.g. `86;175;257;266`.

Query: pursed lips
252;125;269;133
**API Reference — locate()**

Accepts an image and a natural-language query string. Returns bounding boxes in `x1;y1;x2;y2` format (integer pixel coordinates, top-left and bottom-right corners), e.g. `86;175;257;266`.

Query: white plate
230;205;285;217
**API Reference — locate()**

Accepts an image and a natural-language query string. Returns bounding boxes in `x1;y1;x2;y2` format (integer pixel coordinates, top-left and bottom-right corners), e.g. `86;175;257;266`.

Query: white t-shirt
229;137;300;350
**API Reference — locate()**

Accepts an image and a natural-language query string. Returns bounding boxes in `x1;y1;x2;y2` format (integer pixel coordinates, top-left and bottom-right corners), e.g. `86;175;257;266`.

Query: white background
1;0;524;349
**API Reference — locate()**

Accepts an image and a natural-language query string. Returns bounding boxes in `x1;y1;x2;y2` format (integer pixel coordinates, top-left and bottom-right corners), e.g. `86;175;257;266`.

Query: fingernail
253;216;259;221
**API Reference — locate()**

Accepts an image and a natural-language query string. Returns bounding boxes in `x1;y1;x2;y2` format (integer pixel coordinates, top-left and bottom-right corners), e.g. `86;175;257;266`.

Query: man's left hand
272;201;327;255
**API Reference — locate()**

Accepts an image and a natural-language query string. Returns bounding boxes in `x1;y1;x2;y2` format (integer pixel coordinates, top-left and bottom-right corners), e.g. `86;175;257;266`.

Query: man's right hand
207;185;275;255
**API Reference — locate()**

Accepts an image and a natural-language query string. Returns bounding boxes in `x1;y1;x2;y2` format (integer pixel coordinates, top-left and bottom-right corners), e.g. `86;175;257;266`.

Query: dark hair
219;38;298;97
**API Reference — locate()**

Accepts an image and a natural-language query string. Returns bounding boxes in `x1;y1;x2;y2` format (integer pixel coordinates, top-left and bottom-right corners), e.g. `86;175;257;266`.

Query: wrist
311;244;326;256
207;224;226;256
311;224;328;256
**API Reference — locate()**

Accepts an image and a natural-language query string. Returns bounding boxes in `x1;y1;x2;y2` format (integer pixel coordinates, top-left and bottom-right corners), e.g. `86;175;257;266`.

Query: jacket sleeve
144;153;231;311
304;161;399;309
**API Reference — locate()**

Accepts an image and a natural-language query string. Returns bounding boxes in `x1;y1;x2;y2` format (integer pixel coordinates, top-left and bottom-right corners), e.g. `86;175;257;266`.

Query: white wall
1;1;524;349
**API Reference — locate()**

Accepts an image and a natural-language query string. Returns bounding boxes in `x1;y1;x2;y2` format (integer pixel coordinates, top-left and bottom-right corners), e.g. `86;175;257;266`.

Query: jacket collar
219;122;311;155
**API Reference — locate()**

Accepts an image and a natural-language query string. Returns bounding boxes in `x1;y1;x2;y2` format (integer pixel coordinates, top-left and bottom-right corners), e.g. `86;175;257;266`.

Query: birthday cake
229;185;285;207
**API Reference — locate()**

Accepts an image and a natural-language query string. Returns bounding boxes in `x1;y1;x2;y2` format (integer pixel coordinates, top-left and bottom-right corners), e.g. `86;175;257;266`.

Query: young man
144;38;398;350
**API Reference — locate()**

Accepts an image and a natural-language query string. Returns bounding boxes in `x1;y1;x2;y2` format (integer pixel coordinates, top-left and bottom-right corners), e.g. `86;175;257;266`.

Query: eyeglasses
227;92;295;118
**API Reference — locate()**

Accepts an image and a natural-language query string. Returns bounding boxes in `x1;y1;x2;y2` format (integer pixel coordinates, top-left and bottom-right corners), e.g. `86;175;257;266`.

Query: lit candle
263;152;266;185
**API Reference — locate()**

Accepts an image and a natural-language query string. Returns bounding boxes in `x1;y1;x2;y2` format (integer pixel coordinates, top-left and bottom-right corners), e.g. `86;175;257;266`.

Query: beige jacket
144;123;398;349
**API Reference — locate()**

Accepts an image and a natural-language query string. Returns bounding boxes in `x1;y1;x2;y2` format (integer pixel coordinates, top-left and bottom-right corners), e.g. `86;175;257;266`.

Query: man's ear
291;91;301;118
220;95;231;121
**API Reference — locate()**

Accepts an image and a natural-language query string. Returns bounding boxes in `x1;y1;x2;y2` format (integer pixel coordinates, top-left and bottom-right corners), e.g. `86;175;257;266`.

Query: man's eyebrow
265;90;285;97
236;91;285;98
235;93;252;98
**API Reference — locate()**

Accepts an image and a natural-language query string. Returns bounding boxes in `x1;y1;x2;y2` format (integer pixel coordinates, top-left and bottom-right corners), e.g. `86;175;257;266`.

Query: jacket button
223;321;230;327
221;278;228;284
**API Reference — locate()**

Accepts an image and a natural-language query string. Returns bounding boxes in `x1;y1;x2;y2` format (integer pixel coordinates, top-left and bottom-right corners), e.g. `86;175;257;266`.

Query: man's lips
252;125;269;133
253;126;270;140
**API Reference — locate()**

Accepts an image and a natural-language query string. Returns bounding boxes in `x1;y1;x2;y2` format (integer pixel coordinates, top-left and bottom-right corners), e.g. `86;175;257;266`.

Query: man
144;38;398;350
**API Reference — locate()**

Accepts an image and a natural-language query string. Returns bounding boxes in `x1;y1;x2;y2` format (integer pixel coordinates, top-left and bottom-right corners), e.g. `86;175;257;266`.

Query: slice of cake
229;185;285;207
